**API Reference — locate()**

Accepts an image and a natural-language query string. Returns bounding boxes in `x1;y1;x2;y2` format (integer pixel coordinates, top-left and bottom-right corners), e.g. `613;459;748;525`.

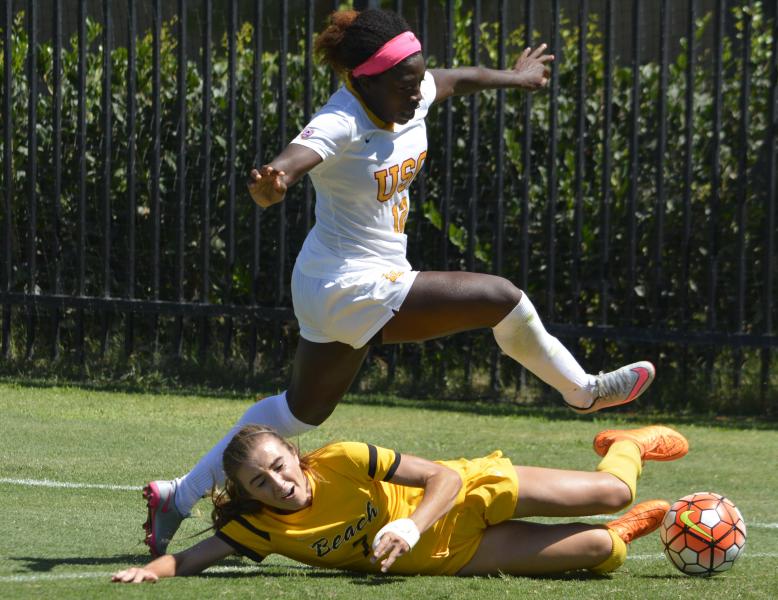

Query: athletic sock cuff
596;440;643;505
492;294;533;337
272;391;318;437
589;528;627;575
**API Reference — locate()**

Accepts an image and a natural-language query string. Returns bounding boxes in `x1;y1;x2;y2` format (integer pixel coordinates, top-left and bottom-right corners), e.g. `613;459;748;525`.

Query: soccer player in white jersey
142;8;657;557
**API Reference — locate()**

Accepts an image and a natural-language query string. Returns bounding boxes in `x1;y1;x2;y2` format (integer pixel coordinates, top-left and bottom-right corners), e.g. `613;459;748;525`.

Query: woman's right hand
111;567;160;584
248;165;288;208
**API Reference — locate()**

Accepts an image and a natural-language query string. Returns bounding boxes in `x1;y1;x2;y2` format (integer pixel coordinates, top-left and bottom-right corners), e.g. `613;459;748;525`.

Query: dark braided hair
315;8;414;74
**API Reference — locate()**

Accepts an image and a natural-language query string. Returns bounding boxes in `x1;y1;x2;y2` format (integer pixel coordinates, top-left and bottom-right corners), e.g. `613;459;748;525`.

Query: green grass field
1;381;777;599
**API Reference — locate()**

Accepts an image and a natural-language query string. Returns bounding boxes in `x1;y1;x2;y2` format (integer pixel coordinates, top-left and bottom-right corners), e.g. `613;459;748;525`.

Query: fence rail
0;0;776;408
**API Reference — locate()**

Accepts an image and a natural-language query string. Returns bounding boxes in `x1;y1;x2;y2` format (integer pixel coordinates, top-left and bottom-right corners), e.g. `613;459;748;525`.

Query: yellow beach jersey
289;72;436;279
216;442;519;576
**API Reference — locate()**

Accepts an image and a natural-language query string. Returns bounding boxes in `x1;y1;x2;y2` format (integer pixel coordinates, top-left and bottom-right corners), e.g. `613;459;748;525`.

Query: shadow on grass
8;555;404;586
507;571;611;582
9;554;151;572
635;574;698;580
341;394;778;431
2;376;776;430
9;554;255;572
184;565;607;584
204;566;405;585
0;555;700;584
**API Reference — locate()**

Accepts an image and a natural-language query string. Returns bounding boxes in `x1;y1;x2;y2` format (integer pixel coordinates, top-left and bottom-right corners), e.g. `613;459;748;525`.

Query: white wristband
372;518;421;551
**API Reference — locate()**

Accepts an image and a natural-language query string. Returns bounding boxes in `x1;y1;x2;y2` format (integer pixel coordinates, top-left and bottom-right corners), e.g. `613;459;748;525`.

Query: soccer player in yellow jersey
116;423;688;583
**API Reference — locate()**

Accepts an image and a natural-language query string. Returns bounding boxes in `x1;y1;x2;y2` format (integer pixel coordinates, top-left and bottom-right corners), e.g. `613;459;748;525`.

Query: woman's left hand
512;43;554;90
111;567;160;584
371;532;410;573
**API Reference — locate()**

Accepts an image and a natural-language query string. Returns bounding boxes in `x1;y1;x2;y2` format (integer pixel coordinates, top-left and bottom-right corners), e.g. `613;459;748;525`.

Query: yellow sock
590;528;628;574
596;440;642;504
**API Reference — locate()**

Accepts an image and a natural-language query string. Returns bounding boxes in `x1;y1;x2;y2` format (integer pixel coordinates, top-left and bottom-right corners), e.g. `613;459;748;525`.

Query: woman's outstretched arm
248;144;322;209
429;44;554;102
111;535;237;583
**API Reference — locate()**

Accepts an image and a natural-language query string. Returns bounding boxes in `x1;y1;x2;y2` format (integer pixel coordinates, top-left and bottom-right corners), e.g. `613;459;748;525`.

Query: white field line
2;477;777;529
627;553;778;560
2;555;778;584
0;477;141;491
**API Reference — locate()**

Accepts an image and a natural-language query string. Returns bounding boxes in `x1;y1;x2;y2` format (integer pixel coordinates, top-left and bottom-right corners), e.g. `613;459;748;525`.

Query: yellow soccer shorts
391;451;519;576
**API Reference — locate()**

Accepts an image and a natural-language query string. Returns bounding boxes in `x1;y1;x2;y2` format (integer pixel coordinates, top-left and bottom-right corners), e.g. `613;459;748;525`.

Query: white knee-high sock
174;391;316;515
492;294;596;407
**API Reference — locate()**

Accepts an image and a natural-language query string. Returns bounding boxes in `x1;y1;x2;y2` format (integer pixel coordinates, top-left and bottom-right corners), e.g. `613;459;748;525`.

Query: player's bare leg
458;454;670;578
510;466;633;518
288;272;518;424
383;271;654;411
382;271;521;340
509;427;681;521
457;520;614;575
457;500;669;576
286;338;371;425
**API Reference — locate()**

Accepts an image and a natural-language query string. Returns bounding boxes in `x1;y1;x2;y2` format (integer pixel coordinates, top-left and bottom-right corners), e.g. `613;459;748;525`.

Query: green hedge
0;2;776;412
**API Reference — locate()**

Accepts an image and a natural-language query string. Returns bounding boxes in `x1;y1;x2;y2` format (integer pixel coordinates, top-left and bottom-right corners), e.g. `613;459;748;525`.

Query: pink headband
351;31;422;78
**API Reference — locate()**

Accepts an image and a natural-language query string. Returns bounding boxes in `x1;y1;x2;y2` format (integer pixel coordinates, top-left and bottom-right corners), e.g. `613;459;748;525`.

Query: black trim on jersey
383;451;402;481
367;443;378;479
233;515;271;541
214;530;266;564
367;443;401;481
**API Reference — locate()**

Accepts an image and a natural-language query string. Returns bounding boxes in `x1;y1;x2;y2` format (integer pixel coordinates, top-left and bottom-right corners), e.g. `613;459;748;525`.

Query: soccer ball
660;492;746;576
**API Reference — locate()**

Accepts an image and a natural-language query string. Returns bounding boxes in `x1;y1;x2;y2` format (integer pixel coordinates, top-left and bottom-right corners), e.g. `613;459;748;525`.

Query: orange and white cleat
606;499;671;544
593;425;689;462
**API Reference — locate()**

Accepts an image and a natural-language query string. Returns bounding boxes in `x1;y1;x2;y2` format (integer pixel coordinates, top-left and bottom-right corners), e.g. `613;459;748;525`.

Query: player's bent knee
289;402;336;426
588;528;624;573
588;528;617;562
599;478;634;513
484;277;523;317
495;277;523;307
286;392;341;426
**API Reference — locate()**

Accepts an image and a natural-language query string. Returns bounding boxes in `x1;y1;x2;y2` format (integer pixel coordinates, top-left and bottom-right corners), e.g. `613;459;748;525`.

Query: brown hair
210;424;316;531
314;8;414;74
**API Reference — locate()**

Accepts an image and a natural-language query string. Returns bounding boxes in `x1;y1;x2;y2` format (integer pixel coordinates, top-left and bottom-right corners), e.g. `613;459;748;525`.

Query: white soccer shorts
291;265;418;349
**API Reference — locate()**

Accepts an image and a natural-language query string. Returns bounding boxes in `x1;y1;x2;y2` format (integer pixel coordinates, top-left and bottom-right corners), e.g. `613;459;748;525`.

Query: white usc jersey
290;71;436;278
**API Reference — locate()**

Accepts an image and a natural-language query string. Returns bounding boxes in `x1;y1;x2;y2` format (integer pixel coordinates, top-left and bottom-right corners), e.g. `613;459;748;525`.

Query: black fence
0;0;776;411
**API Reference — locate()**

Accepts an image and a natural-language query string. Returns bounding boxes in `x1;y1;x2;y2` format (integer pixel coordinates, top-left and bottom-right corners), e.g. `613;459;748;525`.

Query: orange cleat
607;499;671;544
593;425;689;461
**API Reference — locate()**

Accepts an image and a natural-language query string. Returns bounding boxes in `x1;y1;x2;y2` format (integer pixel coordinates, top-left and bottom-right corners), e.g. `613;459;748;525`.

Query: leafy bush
0;2;775;412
